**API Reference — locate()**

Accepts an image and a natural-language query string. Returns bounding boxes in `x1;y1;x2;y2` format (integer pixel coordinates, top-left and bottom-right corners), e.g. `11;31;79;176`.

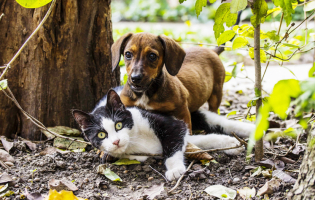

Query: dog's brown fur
111;32;225;130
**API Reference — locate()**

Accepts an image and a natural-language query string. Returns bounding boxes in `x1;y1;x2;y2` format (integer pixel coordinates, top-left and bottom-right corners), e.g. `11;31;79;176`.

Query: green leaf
113;158;141;165
0;79;7;90
282;43;299;48
250;0;268;27
304;0;315;11
225;71;232;82
232;36;248;49
309;62;315;77
15;0;52;8
255;87;261;97
262;30;280;41
272;0;297;26
269;79;301;119
97;164;122;182
214;3;238;39
209;0;217;3
104;168;122;182
267;7;282;16
123;74;128;85
217;30;236;46
248;48;267;63
227;110;237;117
179;0;186;3
232;63;241;78
230;0;247;13
195;0;207;17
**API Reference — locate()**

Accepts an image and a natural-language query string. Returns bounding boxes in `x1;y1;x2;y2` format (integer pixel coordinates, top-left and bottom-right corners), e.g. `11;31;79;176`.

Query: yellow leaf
225;41;233;51
44;190;87;200
267;7;281;16
217;30;236;46
185;20;191;27
225;71;232;82
233;25;239;32
248;48;266;63
16;0;52;8
232;36;248;49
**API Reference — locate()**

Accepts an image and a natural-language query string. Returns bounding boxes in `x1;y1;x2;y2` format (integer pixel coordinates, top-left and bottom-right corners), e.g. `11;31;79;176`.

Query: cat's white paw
165;165;186;181
223;138;244;155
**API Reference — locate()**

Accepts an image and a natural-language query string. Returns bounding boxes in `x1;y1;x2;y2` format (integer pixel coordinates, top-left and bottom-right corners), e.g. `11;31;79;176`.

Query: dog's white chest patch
135;94;153;110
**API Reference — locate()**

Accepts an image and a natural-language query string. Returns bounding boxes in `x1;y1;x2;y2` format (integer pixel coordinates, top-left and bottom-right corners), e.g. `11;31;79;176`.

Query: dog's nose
131;74;143;84
113;139;120;146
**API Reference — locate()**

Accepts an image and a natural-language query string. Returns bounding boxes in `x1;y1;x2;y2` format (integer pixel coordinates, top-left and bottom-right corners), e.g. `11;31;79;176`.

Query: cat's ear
72;109;93;130
106;89;126;111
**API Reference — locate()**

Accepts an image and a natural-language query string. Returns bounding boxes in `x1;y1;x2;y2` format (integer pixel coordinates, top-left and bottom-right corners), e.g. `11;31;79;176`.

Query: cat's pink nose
113;139;120;146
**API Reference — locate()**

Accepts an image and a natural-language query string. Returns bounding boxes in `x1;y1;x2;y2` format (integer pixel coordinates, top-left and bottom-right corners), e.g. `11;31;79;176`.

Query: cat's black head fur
72;89;134;149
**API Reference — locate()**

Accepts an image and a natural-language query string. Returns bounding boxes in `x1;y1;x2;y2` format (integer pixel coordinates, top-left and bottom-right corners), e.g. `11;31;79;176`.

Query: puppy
111;33;225;130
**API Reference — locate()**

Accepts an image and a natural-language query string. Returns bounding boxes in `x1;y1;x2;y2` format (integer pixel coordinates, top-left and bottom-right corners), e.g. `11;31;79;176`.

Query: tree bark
288;129;315;200
0;0;119;140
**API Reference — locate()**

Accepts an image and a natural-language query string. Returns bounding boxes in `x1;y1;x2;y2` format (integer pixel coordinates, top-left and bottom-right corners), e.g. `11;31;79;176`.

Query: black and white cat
72;88;255;181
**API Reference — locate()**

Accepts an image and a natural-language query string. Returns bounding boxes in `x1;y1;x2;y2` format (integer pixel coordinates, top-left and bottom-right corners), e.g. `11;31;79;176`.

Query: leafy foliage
217;30;236;46
0;79;7;90
230;0;247;14
250;0;268;27
213;3;237;39
195;0;208;17
16;0;52;8
272;0;297;26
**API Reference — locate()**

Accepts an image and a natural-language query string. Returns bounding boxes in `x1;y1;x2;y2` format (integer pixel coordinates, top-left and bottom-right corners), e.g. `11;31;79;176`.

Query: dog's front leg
176;106;192;134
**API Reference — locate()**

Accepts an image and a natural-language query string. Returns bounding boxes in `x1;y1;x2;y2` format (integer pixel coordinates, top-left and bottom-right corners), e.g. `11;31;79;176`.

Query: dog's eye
125;52;132;60
149;53;157;61
115;122;123;130
98;132;106;139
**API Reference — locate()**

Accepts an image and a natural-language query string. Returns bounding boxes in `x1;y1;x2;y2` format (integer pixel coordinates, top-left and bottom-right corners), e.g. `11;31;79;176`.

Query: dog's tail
214;10;243;55
191;108;255;138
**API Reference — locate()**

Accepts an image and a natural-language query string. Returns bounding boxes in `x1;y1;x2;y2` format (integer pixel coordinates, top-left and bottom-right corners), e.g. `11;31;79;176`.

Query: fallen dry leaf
185;142;213;161
237;187;256;199
40;147;71;156
257;179;281;196
48;178;78;192
24;140;37;151
0;136;14;153
272;170;296;183
0;149;14;163
142;183;164;200
204;185;236;199
0;173;13;184
24;188;44;200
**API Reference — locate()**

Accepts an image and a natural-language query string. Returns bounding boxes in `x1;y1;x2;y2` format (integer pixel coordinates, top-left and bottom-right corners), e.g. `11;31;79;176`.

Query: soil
0;89;304;200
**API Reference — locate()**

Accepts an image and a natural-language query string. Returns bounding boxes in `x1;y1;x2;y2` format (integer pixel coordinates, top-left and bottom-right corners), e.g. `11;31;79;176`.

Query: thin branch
288;10;315;35
0;0;57;81
0;13;4;21
231;132;248;146
168;160;195;194
184;145;242;154
149;165;169;183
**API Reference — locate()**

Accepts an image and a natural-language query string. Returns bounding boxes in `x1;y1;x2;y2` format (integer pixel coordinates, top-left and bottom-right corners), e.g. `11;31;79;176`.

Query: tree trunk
0;0;119;140
288;130;315;200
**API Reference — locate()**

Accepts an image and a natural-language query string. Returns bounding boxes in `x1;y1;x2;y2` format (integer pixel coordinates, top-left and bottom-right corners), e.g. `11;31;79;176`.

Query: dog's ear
158;35;186;76
111;33;133;72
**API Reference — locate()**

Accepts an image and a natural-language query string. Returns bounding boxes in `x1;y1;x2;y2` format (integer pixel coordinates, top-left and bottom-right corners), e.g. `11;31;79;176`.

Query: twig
66;139;77;150
149;165;169;183
0;0;57;81
168;160;195;194
288;10;315;35
0;13;4;21
231;132;248;146
188;185;193;200
185;145;242;154
0;86;90;145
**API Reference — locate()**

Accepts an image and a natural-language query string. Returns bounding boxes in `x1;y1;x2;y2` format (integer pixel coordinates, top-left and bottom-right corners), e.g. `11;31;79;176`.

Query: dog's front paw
223;138;244;155
165;165;186;181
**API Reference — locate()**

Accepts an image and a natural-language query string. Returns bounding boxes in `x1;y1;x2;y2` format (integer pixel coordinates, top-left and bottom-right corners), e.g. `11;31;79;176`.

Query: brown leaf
257;179;281;196
0;149;14;163
24;140;37;151
24;189;44;200
272;170;296;183
48;178;78;192
0;172;13;184
40;147;70;156
142;183;164;200
259;159;275;168
0;136;14;153
278;156;295;164
185;142;213;161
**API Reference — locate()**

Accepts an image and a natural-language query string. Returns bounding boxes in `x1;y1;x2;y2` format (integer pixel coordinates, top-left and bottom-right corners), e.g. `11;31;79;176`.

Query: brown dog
111;33;225;130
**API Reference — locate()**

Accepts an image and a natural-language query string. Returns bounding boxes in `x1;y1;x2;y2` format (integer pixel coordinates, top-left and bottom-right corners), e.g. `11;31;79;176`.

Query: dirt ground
0;88;305;200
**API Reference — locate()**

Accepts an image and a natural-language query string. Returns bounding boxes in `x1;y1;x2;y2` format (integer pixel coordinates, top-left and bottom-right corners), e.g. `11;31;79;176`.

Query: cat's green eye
115;122;123;130
98;132;106;139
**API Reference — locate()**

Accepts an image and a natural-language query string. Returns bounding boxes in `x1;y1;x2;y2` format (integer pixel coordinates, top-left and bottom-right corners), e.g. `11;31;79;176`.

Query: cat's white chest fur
135;94;153;110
